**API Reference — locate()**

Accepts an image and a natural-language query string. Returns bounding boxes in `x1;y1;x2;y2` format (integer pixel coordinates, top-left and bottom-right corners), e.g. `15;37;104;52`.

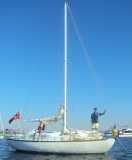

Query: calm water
0;138;132;160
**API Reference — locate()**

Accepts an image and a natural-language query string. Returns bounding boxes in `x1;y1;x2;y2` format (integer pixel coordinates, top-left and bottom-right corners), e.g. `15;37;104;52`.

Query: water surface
1;138;132;160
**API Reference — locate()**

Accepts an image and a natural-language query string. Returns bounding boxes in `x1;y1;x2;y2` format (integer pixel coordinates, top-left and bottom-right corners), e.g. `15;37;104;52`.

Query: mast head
65;0;68;5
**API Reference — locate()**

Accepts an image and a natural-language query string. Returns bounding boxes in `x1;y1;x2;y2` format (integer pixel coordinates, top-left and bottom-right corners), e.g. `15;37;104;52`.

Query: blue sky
0;0;132;130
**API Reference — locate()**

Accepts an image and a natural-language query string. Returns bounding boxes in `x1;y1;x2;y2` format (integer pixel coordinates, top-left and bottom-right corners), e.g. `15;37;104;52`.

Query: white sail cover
28;105;64;124
45;105;64;123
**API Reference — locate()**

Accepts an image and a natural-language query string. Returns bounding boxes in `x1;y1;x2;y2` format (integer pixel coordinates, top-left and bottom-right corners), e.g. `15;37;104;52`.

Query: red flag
9;112;20;124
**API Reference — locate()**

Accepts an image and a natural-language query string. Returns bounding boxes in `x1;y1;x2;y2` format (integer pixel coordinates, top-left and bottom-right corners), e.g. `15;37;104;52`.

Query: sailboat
0;113;4;139
6;1;115;154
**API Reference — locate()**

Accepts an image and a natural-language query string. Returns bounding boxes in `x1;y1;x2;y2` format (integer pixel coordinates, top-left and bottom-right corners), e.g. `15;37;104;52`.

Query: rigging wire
67;3;105;104
68;4;98;85
66;3;110;129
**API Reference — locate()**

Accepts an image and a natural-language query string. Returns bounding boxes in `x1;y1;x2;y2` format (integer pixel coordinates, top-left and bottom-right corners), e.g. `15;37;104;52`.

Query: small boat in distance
0;113;4;139
104;127;132;138
119;128;132;137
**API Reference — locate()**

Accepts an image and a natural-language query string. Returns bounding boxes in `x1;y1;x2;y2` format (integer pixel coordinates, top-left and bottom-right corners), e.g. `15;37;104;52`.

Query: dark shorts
37;125;45;133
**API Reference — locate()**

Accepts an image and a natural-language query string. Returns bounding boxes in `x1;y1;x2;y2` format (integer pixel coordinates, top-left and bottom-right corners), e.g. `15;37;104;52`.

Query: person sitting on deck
112;125;119;138
34;118;45;138
91;107;106;130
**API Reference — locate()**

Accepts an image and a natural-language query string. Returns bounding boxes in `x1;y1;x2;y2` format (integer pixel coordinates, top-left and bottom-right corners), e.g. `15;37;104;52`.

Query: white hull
119;134;132;138
7;137;115;154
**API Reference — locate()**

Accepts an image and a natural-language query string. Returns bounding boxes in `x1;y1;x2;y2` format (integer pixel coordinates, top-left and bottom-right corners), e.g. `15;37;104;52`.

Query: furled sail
28;105;64;124
46;105;64;123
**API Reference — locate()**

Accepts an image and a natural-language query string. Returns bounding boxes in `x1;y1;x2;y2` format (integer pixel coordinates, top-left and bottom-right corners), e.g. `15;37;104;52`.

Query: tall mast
64;0;68;133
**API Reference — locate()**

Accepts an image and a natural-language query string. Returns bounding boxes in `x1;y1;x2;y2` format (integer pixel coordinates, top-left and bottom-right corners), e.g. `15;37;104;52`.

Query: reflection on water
1;138;132;160
5;152;113;160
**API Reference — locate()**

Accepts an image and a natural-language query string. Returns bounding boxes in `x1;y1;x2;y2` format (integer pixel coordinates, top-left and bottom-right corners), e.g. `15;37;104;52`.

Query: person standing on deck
91;107;106;130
